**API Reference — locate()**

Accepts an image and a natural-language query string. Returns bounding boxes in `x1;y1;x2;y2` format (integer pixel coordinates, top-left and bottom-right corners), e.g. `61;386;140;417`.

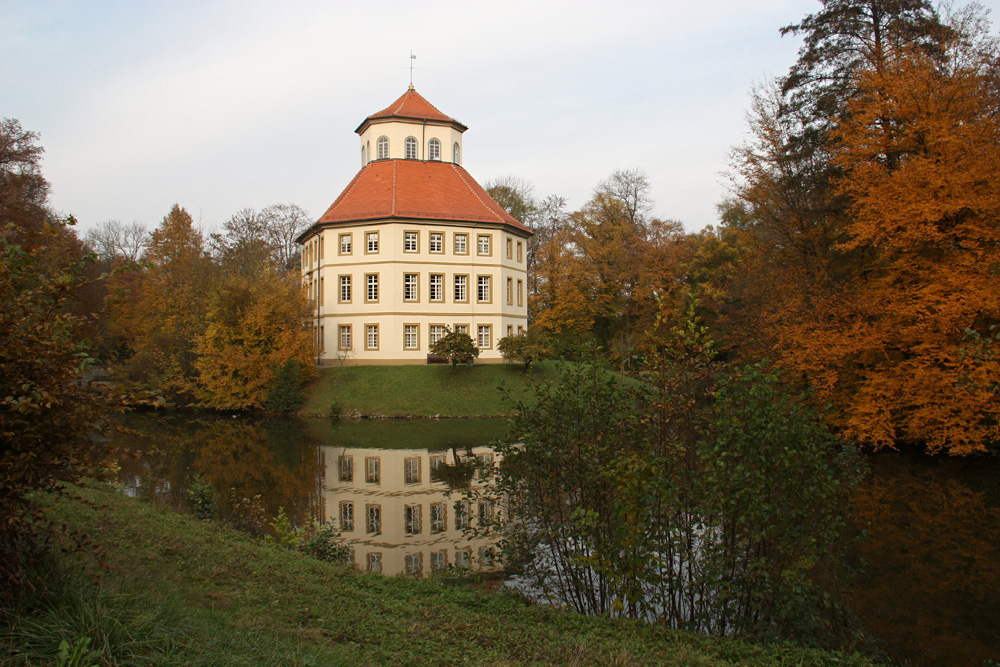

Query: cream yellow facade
319;444;501;577
298;88;531;365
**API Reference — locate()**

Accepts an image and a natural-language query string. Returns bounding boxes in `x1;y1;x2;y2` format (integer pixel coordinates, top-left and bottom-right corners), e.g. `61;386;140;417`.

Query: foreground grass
301;362;562;417
1;485;878;667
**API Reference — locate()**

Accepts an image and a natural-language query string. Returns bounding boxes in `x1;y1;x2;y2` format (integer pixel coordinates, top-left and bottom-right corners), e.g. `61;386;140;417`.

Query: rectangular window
455;549;471;568
403;324;418;350
365;456;380;483
366;504;381;533
517;241;523;262
404;456;420;483
429;324;445;346
517;279;523;307
404;504;421;534
507;325;514;337
506;237;512;259
480;546;496;566
404;230;418;252
431;550;448;572
339;325;352;351
429;274;443;301
478;325;492;349
454;324;469;336
430;454;446;471
403;273;418;301
477;234;491;256
477;275;491;303
340;233;352;255
366;273;378;302
517;325;524;335
339;455;353;481
339;275;351;303
405;552;422;575
506;277;513;305
454;233;468;255
365;324;379;351
455;501;470;530
454;275;468;302
339;501;354;531
479;499;493;526
366;231;379;253
319;236;324;259
367;552;382;573
429;232;443;253
319;276;324;305
430;502;446;533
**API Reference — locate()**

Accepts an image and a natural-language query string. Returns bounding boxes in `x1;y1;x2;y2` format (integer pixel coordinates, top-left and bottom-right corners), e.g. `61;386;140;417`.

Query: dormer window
405;137;418;159
453;142;461;165
377;136;389;159
428;138;441;161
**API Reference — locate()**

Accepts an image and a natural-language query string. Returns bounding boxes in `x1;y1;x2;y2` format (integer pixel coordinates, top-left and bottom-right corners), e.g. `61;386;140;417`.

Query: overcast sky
3;0;999;234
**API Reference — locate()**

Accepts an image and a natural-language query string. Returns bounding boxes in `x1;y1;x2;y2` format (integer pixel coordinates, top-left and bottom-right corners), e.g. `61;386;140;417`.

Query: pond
115;411;1000;667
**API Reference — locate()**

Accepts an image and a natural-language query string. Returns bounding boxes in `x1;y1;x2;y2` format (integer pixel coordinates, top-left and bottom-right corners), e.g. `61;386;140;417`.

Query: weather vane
408;51;417;88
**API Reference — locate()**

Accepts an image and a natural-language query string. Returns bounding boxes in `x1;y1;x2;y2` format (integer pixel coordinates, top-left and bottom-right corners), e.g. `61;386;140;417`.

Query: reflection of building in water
319;445;500;577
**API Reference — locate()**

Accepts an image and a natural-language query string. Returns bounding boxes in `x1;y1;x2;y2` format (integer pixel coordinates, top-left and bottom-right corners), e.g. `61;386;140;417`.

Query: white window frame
340;501;355;531
404;230;418;252
429;232;443;253
428;138;441;161
340;233;352;255
403;324;419;350
429;324;445;346
339;275;351;303
454;233;468;255
477;234;491;256
366;504;381;533
477;275;491;303
366;273;379;302
365;457;380;484
377;136;389;159
478;324;492;349
405;136;418;159
403;273;419;301
365;323;379;351
404;457;420;484
454;274;468;302
339;325;352;351
429;274;444;302
366;231;379;254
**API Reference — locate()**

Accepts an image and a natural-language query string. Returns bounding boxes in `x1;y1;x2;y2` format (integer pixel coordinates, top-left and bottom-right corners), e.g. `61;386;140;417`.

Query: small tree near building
430;328;479;369
497;329;551;371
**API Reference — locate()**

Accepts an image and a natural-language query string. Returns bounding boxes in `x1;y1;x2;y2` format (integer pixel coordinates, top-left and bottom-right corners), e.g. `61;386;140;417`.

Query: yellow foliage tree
772;18;1000;453
194;269;316;410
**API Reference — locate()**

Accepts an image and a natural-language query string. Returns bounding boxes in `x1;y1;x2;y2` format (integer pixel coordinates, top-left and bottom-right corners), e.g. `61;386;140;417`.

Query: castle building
296;87;532;364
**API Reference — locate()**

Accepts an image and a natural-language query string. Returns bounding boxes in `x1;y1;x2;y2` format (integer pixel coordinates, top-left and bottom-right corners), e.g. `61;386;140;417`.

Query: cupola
356;86;468;167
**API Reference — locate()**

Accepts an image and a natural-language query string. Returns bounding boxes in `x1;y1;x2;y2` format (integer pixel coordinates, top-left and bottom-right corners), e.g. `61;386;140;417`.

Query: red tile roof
310;160;532;235
355;87;467;134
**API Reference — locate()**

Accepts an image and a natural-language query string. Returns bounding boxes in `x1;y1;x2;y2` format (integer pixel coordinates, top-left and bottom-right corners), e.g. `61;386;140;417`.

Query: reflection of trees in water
851;459;1000;667
117;414;321;529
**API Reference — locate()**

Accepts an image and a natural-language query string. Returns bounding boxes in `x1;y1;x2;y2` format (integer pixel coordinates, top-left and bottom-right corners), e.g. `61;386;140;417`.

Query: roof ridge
320;164;368;219
450;164;503;224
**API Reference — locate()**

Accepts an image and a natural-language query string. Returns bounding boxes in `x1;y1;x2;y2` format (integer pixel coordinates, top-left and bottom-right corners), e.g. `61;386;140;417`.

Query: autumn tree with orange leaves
721;1;999;454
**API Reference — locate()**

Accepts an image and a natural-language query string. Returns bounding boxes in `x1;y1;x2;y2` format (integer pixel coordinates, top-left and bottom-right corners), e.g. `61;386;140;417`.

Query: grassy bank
301;362;563;417
2;484;878;667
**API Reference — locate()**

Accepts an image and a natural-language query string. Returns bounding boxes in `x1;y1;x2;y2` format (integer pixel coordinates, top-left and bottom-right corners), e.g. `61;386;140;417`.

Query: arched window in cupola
405;136;418;159
428;138;441;161
377;136;389;159
453;142;461;165
361;145;366;165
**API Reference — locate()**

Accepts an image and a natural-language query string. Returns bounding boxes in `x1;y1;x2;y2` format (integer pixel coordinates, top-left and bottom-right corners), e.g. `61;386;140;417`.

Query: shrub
265;359;305;412
299;522;352;564
187;475;217;520
430;329;479;368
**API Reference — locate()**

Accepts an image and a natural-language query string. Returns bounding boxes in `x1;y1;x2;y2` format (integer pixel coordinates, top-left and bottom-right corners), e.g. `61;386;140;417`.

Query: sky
3;0;999;235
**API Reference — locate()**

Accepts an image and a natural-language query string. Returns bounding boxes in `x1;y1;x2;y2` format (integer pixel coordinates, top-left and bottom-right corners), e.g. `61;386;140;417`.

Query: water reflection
850;453;1000;667
115;412;505;577
318;445;500;576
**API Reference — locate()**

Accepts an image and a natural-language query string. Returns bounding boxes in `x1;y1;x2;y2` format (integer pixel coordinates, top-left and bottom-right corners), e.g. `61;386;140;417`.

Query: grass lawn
301;361;563;417
1;484;879;667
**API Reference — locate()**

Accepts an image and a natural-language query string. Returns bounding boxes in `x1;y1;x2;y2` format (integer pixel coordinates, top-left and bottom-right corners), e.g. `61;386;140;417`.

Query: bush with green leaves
497;329;551;370
494;316;864;645
187;475;217;520
430;329;479;368
298;522;352;564
265;359;305;412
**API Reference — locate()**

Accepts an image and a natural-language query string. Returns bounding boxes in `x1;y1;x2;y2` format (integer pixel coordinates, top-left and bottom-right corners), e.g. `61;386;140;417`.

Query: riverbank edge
9;484;878;667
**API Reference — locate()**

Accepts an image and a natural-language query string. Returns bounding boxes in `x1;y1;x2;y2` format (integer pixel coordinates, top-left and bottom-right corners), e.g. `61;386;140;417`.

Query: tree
260;203;311;271
485;176;538;226
84;220;149;264
771;8;1000;454
430;328;479;368
194;269;316;410
107;204;213;398
497;329;551;370
0;218;117;593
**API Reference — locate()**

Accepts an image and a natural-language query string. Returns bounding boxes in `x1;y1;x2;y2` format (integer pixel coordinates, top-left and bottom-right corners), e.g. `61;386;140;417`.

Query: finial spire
408;51;417;89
